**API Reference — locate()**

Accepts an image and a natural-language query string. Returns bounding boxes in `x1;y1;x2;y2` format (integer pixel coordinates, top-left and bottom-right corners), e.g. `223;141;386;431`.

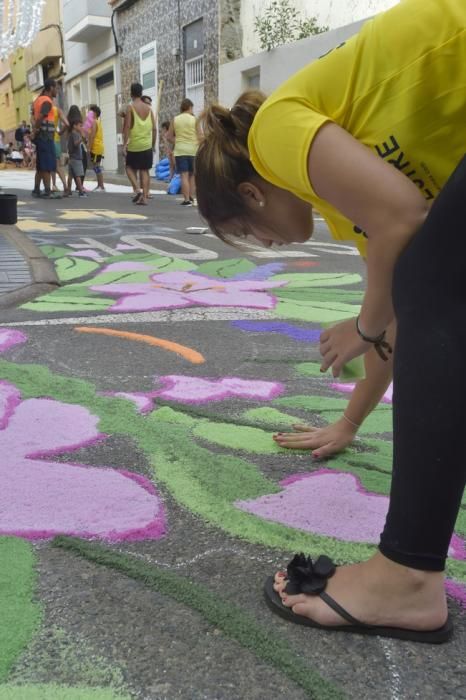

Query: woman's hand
320;318;371;377
273;417;357;458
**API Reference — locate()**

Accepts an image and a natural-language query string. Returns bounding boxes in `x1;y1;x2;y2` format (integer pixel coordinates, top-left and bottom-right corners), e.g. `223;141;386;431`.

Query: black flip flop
132;191;143;203
264;574;453;644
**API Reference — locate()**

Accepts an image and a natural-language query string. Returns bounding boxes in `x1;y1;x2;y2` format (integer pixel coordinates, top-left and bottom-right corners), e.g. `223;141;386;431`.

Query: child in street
161;120;176;180
65;106;87;197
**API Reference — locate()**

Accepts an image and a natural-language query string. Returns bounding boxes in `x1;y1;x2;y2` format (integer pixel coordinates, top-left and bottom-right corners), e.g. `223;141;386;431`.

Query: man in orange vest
31;78;62;199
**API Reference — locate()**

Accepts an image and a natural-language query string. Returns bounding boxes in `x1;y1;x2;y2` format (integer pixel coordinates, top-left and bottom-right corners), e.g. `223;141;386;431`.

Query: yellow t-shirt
248;0;466;256
173;112;198;157
52;105;61;143
91;118;105;156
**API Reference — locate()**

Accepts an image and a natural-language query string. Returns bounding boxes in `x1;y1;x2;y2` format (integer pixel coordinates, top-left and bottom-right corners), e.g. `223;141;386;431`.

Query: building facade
10;49;35;127
61;0;119;170
0;58;16;141
24;0;65;103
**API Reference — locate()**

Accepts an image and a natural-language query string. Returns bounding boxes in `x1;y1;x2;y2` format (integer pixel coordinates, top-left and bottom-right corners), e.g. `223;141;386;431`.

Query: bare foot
274;552;448;631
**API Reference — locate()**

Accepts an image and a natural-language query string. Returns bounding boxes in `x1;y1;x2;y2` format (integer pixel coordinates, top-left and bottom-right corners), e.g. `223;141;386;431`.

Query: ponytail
196;90;266;241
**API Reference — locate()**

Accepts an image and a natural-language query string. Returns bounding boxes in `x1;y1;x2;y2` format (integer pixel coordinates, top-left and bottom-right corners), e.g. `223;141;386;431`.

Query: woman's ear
237;181;266;210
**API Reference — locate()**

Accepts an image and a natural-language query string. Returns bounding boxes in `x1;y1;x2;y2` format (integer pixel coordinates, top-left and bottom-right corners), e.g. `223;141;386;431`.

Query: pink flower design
0;380;166;541
91;269;286;312
0;328;27;353
153;375;285;403
332;381;393;403
235;470;464;560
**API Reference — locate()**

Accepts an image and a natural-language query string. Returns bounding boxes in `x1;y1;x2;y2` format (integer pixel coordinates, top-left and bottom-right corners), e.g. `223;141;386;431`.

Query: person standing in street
123;82;156;205
88;104;106;192
51;101;68;192
161;120;176;180
167;98;199;206
64;105;88;198
31;79;61;199
14;120;27;149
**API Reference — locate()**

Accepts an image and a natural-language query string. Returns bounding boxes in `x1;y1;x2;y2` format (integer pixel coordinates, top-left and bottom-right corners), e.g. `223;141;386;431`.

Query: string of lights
0;0;46;58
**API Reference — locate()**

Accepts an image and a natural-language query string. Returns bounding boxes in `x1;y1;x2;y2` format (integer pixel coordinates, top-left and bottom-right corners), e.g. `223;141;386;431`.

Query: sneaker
78;191;89;197
93;186;106;192
41;190;62;199
189;197;197;206
180;200;192;206
31;189;41;197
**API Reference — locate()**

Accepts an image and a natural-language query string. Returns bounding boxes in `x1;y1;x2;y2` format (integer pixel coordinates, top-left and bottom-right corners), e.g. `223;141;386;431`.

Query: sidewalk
0;230;32;294
0;225;58;309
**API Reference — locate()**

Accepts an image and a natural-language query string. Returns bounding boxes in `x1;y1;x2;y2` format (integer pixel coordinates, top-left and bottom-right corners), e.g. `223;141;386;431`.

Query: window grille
185;56;204;89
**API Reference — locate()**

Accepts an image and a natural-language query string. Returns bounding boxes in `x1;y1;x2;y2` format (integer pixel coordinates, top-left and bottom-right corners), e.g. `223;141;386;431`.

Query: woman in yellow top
123;82;156;205
88;104;105;192
167;98;199;206
195;0;466;643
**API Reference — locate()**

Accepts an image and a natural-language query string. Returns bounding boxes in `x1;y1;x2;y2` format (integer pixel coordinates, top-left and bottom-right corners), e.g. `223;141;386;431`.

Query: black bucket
0;193;18;225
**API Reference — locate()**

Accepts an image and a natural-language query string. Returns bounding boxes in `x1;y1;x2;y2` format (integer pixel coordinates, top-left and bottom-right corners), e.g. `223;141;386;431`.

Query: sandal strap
319;591;371;627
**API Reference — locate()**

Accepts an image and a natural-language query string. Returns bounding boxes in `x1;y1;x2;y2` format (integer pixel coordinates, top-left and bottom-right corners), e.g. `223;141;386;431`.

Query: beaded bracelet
356;316;393;361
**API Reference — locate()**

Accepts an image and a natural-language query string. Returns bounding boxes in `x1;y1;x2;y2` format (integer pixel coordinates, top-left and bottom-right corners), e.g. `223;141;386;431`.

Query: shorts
36;138;56;173
175;155;194;174
126;148;153;171
54;142;62;159
81;144;88;173
90;153;104;173
68;158;84;178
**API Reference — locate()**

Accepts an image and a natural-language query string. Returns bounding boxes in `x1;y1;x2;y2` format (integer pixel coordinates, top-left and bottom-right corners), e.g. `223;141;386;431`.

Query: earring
259;201;265;208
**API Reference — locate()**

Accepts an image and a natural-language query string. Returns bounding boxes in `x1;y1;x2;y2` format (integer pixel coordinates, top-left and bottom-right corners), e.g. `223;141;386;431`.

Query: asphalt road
0;173;465;700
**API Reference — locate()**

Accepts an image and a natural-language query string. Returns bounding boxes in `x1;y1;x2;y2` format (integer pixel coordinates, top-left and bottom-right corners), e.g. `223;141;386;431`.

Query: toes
281;593;309;608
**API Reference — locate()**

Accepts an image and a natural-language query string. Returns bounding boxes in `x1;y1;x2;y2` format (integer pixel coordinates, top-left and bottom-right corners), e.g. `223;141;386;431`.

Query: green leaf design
39;245;71;259
55;257;100;282
272;272;363;288
242;407;299;430
274;395;392;434
0;538;41;681
193;421;281;453
21;292;110;312
196;258;256;278
275;298;359;323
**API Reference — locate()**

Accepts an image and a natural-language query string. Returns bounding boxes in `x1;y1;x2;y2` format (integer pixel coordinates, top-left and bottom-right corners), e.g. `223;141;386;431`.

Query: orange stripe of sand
74;327;205;364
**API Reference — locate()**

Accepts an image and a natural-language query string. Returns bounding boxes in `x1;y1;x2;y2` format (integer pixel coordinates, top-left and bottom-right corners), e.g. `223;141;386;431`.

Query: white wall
220;18;366;106
241;0;398;55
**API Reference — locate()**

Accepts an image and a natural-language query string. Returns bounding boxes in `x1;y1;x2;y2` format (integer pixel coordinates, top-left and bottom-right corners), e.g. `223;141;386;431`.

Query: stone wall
219;0;243;64
114;0;219;125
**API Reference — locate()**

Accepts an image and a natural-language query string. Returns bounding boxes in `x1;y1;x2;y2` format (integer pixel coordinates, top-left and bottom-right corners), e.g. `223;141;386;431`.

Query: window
142;71;156;90
141;48;154;60
242;68;260;90
185;56;204;89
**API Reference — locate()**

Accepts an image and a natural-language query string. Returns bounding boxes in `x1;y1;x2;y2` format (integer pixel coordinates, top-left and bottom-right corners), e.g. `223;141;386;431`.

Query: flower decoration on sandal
284;553;336;595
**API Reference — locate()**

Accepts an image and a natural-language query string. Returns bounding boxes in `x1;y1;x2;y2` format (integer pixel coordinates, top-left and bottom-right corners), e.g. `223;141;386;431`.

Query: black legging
379;155;466;572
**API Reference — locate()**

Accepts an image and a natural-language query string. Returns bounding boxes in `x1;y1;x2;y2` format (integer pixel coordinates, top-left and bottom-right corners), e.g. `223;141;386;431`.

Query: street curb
0;225;60;310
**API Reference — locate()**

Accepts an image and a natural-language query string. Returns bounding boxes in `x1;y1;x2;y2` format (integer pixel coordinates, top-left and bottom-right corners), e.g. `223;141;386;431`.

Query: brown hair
195;90;266;242
180;98;193;112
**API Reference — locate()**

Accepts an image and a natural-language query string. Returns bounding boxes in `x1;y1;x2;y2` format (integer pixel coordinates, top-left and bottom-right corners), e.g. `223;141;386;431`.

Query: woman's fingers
320;351;338;373
312;441;338;459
